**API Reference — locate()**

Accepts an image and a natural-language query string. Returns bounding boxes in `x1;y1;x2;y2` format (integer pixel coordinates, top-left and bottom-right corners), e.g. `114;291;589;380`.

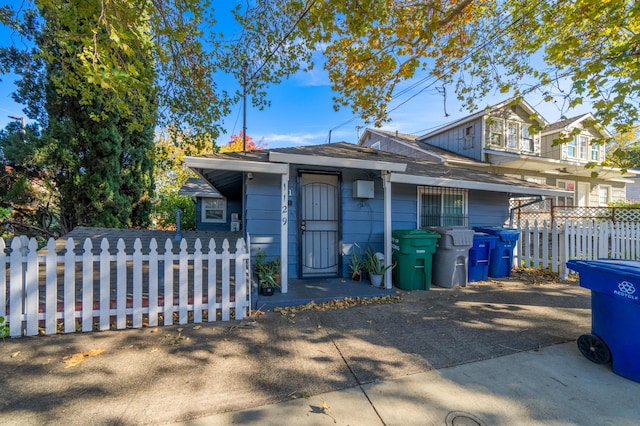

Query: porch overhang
184;156;289;175
389;173;572;197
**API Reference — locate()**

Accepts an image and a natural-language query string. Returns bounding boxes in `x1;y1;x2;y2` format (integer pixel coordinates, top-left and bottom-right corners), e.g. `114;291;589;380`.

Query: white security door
300;173;340;277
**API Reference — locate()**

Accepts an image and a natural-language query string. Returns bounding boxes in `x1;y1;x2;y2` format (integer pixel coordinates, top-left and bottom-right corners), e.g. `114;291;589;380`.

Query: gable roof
541;113;612;138
361;128;488;167
417;97;549;141
186;142;569;198
178;177;223;198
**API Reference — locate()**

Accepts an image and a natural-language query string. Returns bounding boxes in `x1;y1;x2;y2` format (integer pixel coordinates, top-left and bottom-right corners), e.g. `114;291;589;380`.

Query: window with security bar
419;186;468;227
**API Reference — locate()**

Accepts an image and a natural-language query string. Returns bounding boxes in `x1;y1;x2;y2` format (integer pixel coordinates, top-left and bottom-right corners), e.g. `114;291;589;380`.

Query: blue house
185;142;568;293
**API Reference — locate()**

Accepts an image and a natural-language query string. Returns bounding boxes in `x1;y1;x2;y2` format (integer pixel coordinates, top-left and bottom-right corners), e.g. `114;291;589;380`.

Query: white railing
515;220;640;279
1;235;251;338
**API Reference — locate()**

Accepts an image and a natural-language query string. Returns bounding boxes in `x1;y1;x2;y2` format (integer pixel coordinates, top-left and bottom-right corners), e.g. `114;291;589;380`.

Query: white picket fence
516;220;640;279
1;235;251;338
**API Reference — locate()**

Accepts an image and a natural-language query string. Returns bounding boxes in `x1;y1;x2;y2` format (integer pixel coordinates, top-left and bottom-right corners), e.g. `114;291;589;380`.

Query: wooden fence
516;220;640;279
1;235;251;338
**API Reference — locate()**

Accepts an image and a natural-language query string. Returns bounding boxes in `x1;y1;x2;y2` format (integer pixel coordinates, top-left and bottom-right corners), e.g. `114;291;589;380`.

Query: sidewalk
1;276;636;425
190;342;640;426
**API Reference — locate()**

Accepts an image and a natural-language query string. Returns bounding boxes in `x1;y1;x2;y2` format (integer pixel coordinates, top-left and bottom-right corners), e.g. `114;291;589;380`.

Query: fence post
193;239;203;323
25;238;38;336
560;222;569;279
235;238;247;320
178;238;189;325
132;238;143;328
116;239;127;329
82;238;94;332
99;239;110;331
148;239;159;327
221;239;230;321
164;239;174;326
64;238;76;333
45;238;57;334
9;238;23;337
207;239;217;322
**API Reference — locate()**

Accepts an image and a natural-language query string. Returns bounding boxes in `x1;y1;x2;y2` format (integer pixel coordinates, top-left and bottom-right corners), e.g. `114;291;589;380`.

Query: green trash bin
392;229;441;291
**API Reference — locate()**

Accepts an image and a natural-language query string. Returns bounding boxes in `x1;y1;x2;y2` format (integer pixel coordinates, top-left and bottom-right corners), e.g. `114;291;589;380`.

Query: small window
598;185;611;206
579;135;589;159
556;180;575;207
507;121;519;149
590;142;600;161
465;125;474;136
418;186;468;227
567;138;577;158
486;117;504;146
521;124;535;152
202;197;226;223
371;141;381;150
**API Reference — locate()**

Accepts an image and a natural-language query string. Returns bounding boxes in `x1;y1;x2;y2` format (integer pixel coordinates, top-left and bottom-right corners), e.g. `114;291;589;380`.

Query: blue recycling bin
468;232;498;282
474;227;520;277
567;259;640;383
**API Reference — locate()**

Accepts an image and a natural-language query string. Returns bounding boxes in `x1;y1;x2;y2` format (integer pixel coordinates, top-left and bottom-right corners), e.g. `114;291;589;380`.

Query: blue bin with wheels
468;232;497;282
474;227;520;277
567;259;640;383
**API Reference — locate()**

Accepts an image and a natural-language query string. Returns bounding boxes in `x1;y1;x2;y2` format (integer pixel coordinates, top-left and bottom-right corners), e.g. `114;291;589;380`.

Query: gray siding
423;117;484;161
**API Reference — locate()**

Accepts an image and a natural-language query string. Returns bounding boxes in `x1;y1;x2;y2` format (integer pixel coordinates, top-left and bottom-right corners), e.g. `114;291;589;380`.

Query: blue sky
0;2;594;149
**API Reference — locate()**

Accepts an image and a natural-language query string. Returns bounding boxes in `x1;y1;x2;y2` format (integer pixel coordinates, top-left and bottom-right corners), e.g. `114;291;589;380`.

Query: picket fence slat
516;220;640;279
2;234;250;338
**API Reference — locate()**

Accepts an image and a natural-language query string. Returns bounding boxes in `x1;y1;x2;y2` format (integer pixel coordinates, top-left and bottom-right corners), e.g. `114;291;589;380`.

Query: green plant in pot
348;245;365;281
365;248;394;288
254;249;280;296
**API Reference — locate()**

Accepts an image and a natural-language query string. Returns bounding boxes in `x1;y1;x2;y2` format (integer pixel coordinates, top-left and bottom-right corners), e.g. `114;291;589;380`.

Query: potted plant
254;249;280;296
348;245;365;281
365;248;394;288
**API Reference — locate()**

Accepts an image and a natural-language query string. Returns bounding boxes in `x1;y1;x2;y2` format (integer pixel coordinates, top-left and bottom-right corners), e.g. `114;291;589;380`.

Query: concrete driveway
1;274;635;425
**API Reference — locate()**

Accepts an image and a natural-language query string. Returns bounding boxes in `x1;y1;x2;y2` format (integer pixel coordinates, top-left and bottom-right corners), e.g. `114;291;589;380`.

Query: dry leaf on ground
63;349;105;368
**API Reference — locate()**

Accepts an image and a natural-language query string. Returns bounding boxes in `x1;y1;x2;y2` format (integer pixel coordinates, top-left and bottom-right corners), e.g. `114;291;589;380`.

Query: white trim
184;156;289;174
382;172;393;290
389;173;571;197
269;151;407;172
280;172;289;293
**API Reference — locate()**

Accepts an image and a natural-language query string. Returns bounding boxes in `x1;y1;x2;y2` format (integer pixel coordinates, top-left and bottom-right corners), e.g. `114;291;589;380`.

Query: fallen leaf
193;325;201;330
10;351;21;358
150;328;159;333
63;349;105;368
150;348;159;353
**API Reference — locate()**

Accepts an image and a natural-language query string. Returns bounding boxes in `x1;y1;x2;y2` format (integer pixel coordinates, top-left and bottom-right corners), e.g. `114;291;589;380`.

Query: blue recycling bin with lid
468;232;498;282
567;259;640;383
474;227;520;278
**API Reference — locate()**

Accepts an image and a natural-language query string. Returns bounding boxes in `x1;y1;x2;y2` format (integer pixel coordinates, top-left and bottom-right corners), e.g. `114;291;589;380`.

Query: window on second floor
418;186;468;227
521;124;536;152
567;134;591;160
507;121;519;149
590;142;600;161
488;118;504;146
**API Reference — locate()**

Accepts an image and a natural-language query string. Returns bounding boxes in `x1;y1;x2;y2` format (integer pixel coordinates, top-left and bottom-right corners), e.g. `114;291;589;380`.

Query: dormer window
591;142;600;161
487;118;504;146
507;121;519;149
521;124;535;152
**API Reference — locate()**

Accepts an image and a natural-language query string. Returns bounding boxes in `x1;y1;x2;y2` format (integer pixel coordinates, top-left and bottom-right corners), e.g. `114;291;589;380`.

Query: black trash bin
567;259;640;383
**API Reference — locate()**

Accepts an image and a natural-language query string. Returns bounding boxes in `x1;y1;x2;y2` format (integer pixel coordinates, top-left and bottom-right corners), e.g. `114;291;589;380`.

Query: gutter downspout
509;195;545;227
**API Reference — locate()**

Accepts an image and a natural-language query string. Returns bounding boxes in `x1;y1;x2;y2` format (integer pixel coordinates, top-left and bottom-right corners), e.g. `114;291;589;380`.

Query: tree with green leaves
0;1;156;235
227;0;639;136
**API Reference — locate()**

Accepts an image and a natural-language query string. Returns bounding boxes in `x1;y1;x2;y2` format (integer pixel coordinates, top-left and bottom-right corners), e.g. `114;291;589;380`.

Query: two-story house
360;99;635;215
